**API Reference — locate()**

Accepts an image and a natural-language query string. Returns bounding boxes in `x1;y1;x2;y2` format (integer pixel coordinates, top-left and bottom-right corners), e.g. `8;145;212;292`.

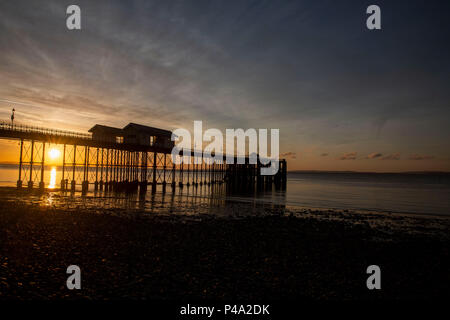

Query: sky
0;0;449;171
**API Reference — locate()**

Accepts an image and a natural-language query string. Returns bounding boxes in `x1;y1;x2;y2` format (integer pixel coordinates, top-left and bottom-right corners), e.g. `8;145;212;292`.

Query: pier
0;121;287;193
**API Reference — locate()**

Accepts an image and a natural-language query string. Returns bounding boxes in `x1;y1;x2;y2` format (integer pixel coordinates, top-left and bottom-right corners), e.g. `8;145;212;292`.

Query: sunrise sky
0;0;449;171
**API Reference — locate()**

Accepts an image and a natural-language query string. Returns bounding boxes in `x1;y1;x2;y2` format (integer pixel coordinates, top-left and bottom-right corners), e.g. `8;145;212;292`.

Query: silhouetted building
88;125;124;144
88;123;174;148
123;123;173;148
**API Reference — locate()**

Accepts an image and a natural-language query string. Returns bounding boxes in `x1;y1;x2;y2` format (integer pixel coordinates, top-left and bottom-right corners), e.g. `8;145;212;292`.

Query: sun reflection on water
48;167;56;189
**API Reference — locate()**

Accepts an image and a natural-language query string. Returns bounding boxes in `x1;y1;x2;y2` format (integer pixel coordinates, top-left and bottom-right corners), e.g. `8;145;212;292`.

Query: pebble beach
0;187;449;300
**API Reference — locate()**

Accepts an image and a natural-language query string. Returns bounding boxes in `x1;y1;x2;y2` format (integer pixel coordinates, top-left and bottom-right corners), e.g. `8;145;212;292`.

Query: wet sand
0;187;449;300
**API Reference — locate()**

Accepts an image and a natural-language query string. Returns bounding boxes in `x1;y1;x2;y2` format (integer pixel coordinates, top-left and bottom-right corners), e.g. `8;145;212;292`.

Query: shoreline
0;185;449;222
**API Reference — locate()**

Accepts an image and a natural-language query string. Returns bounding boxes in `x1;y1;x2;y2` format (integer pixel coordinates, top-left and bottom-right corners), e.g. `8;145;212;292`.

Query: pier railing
0;121;92;140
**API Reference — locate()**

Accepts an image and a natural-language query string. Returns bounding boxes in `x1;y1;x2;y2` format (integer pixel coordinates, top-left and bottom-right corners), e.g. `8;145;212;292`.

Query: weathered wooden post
140;151;148;194
71;145;76;192
28;140;35;189
186;157;190;187
152;152;157;193
105;148;110;191
99;148;104;191
82;146;89;193
125;150;128;184
113;149;118;191
194;154;198;187
179;152;184;188
39;142;46;190
17;139;23;188
60;144;66;190
94;147;99;191
130;151;134;184
221;162;225;184
208;159;212;185
171;154;176;189
135;152;139;182
109;149;113;190
110;149;114;190
162;153;167;193
199;157;203;186
120;150;124;189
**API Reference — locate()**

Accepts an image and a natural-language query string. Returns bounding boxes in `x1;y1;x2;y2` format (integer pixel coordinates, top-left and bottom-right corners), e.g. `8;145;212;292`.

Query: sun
48;148;61;160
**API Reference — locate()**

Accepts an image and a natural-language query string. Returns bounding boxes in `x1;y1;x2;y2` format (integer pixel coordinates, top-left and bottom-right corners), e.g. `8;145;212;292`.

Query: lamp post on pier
11;108;15;126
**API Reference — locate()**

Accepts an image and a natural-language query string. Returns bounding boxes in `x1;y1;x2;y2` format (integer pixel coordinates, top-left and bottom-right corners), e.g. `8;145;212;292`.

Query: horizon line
0;162;448;174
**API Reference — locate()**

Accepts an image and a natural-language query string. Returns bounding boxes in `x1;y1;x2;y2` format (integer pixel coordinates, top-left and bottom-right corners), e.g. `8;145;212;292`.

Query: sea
0;164;449;217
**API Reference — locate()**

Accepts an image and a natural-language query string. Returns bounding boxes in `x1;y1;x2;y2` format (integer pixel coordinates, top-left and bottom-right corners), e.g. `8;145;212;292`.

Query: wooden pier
0;121;287;193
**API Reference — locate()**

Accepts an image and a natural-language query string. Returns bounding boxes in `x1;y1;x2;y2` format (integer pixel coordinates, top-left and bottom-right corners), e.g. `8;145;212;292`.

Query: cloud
339;152;357;160
281;152;296;159
366;152;383;159
381;153;400;160
409;154;434;160
0;0;450;171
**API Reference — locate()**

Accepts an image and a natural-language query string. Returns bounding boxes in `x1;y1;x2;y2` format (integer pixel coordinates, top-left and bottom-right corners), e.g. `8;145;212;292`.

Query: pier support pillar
152;152;157;193
17;139;23;189
139;181;148;194
62;145;66;190
28;140;35;190
186;161;190;187
40;142;46;190
82;181;89;193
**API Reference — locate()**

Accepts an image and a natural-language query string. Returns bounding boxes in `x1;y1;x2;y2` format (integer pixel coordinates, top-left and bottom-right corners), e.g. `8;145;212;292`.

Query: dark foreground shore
0;189;449;300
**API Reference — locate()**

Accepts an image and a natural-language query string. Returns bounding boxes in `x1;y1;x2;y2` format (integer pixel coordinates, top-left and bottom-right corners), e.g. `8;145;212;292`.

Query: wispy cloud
281;152;296;159
338;152;357;160
366;152;383;159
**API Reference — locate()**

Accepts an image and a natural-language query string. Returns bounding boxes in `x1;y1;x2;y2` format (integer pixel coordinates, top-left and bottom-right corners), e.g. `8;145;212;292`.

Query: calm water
0;165;449;216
